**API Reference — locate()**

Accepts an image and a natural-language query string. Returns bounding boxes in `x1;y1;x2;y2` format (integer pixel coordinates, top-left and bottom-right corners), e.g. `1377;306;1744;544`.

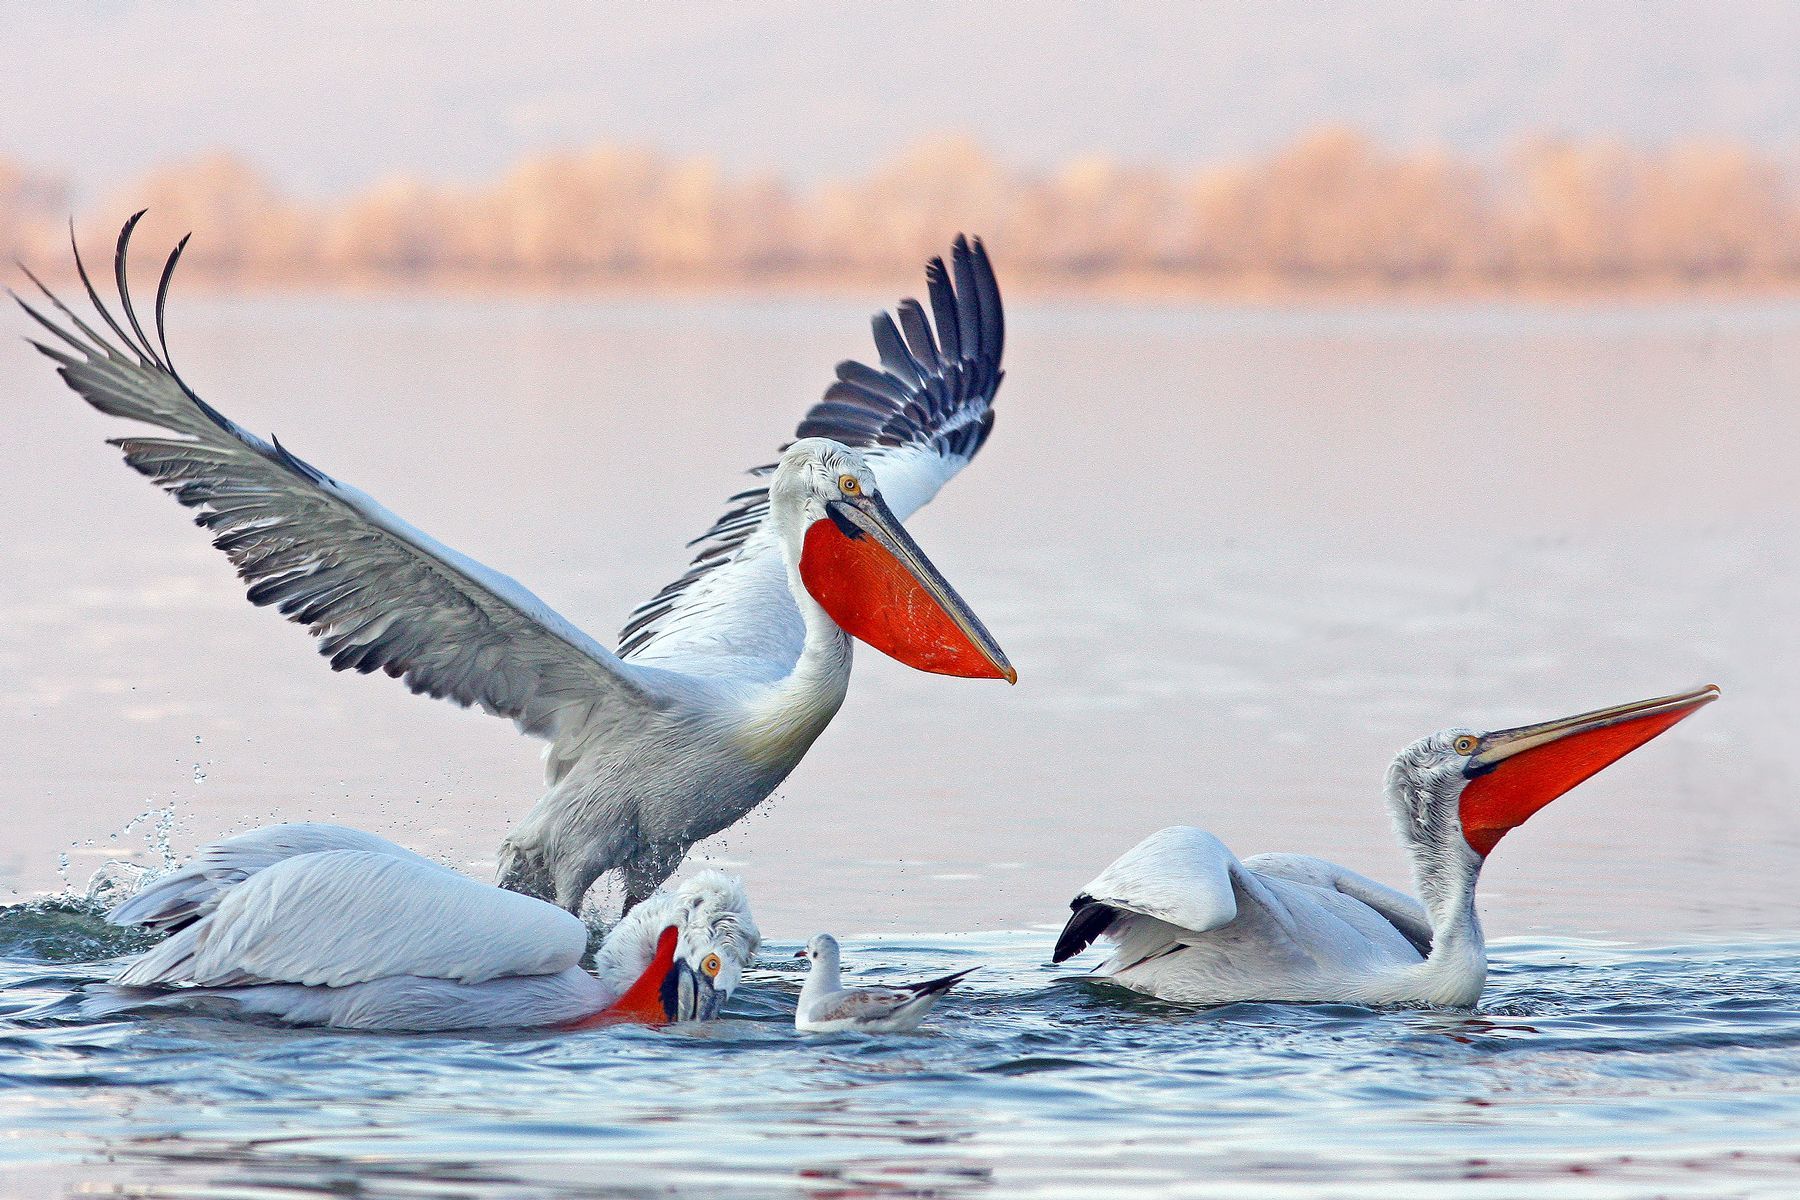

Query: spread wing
16;216;670;753
1240;852;1433;957
619;234;1004;672
1053;827;1245;965
114;848;587;988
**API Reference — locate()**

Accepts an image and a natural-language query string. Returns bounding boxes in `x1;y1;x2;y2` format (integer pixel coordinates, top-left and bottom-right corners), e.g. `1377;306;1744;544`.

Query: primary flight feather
18;217;1014;913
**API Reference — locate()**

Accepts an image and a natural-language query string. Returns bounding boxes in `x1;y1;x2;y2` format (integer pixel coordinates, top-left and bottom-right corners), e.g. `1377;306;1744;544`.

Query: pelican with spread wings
17;217;1014;913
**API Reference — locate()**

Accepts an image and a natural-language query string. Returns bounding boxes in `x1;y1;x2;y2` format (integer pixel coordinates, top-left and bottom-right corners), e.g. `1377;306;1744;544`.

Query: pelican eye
1453;734;1480;756
838;474;862;496
700;953;723;978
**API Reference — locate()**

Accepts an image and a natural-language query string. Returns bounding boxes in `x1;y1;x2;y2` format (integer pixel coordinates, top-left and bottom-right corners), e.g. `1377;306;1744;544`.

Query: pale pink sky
6;0;1799;198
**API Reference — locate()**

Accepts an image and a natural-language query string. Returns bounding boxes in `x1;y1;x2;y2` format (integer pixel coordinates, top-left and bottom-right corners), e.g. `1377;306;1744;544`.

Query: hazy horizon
8;128;1799;298
7;1;1799;201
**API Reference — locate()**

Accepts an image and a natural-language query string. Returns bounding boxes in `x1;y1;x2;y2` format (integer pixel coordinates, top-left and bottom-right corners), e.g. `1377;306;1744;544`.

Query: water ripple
2;910;1798;1197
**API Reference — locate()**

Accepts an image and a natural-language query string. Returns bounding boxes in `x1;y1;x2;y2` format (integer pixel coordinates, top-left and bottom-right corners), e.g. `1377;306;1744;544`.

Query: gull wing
806;965;976;1027
813;986;922;1023
16;216;671;756
114;848;587;988
1240;852;1433;957
619;235;1004;673
1053;827;1246;965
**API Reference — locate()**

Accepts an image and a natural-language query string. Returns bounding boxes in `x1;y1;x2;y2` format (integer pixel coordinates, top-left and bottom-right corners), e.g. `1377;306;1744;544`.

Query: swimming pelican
1052;686;1719;1008
83;823;760;1030
793;933;977;1033
16;219;1013;913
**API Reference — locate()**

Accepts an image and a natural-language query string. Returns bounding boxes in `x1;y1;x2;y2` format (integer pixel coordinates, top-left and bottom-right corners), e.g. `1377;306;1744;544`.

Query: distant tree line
4;129;1798;294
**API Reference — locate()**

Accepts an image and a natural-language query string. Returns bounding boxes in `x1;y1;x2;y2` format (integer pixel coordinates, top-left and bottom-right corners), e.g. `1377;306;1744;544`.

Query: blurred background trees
6;130;1796;293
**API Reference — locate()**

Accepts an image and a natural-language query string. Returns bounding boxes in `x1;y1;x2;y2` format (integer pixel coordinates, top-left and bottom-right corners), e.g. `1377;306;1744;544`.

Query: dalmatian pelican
1053;686;1719;1008
83;822;759;1031
17;219;1013;913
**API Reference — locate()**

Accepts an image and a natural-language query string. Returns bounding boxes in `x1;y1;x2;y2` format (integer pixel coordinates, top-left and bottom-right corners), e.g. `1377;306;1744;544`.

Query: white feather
1059;826;1434;1006
116;849;587;988
1079;827;1242;936
91;825;761;1030
107;822;439;931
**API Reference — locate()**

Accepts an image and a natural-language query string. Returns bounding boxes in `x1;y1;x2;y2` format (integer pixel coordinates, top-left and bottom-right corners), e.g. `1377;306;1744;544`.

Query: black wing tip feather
270;434;329;485
22;214;330;485
71;214;149;368
910;964;981;996
620;235;1003;657
155;233;193;372
23;212;185;375
114;212;165;375
789;233;1003;451
1052;895;1118;964
29;212;171;375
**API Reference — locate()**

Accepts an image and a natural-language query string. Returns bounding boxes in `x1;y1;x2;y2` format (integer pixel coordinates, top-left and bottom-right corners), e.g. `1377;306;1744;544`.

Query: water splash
104;797;183;879
83;860;152;913
0;895;157;962
18;800;187;967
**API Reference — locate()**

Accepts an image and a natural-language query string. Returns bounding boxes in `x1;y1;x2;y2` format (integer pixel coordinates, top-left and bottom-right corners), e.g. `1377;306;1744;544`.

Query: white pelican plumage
1053;686;1719;1008
16;219;1013;913
83;823;760;1030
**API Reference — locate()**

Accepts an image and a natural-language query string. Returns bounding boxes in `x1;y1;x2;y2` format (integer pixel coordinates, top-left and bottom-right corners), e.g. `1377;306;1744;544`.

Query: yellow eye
1454;735;1479;756
701;953;722;978
838;474;861;495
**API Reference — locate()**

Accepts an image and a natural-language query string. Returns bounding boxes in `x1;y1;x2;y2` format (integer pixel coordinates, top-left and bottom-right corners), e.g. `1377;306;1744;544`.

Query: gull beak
1458;684;1720;856
793;948;808;958
799;491;1015;683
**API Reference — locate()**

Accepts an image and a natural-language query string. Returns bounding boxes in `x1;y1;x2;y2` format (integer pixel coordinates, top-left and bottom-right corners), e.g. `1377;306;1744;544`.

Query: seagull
15;218;1014;914
793;933;977;1033
81;822;760;1030
1052;685;1719;1009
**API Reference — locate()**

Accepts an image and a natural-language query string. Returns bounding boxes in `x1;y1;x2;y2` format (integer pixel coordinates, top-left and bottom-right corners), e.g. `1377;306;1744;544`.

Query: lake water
2;291;1797;1195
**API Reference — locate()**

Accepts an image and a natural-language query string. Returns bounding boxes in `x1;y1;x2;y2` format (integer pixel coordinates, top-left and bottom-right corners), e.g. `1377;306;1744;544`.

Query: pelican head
768;437;1014;683
596;869;761;1023
1386;685;1720;883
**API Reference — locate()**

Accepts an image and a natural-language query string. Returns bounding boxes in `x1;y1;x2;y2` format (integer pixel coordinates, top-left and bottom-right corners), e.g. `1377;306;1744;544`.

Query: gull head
794;932;842;970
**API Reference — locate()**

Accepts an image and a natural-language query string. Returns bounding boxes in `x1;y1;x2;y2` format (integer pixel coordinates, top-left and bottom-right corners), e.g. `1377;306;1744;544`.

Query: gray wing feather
1240;852;1434;956
17;218;666;748
816;987;920;1022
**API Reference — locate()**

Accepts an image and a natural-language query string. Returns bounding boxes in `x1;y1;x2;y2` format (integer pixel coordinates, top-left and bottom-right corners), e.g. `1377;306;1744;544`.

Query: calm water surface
2;294;1797;1195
